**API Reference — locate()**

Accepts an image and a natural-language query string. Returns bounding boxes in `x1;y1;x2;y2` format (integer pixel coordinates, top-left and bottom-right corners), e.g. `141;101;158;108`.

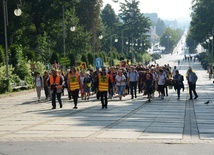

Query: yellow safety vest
98;73;109;92
69;73;80;91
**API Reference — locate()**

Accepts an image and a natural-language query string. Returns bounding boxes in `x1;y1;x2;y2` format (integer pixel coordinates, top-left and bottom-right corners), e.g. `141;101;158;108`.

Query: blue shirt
128;71;139;82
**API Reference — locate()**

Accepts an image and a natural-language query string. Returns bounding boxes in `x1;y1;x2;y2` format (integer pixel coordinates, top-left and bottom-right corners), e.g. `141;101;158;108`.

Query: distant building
164;19;178;29
144;13;158;23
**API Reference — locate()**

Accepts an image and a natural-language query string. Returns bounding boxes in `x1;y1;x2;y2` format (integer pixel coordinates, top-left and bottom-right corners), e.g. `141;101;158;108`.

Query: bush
151;53;161;60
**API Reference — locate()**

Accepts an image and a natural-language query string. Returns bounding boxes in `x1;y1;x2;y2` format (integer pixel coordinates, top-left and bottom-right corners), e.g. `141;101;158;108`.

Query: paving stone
46;131;95;138
96;131;142;139
138;133;182;139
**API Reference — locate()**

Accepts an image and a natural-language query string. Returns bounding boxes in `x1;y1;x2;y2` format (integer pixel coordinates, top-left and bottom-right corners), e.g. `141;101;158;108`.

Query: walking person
67;67;81;109
93;67;100;100
34;72;43;101
186;67;198;100
208;65;213;80
157;69;167;99
108;67;116;99
43;71;50;100
138;71;144;94
83;72;92;100
47;70;63;109
173;70;184;100
79;71;85;100
97;67;110;109
64;69;71;100
115;69;126;100
143;74;154;102
127;66;139;99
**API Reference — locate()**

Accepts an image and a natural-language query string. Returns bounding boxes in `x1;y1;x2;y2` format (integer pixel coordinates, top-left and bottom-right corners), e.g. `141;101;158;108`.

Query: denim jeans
51;92;62;108
130;81;137;98
117;85;125;95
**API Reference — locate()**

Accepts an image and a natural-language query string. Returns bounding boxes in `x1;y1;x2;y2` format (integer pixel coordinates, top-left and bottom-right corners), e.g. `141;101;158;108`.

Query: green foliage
151;53;161;60
138;52;153;65
36;31;54;63
69;53;76;67
189;0;214;44
119;0;151;54
0;46;5;65
87;52;94;66
0;64;20;93
29;61;45;76
50;52;59;64
81;54;88;66
8;44;30;80
101;4;119;29
160;28;183;53
156;18;166;37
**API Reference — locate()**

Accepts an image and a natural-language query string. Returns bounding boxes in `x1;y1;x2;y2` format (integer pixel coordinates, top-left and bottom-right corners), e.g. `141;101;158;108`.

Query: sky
102;0;192;20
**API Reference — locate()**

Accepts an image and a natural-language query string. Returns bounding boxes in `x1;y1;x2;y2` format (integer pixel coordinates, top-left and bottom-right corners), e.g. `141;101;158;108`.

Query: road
1;42;214;154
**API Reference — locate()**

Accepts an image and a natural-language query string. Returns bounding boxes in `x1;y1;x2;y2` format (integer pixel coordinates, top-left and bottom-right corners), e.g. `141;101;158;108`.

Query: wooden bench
11;81;30;90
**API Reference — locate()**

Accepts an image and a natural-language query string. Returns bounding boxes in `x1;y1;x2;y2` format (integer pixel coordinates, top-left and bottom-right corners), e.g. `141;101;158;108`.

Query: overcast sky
102;0;192;20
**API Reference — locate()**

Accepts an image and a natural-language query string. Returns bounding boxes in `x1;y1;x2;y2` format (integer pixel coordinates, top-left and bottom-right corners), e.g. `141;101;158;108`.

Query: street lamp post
62;6;76;57
165;35;171;53
3;0;9;91
210;32;213;66
3;0;22;91
206;38;210;55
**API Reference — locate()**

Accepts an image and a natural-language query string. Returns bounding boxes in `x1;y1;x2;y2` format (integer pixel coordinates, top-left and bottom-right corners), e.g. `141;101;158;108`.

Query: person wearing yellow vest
67;67;81;109
97;67;111;109
47;70;63;109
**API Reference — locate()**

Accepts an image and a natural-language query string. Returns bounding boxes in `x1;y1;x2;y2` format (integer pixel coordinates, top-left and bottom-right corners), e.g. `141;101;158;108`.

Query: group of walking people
34;62;199;110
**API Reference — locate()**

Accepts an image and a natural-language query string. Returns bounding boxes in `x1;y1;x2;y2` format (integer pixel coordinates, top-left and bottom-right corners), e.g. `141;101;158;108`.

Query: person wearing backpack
173;70;184;100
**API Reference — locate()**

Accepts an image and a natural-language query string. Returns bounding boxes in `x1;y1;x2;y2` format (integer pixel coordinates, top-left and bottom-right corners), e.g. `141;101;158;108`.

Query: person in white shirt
172;66;177;77
35;72;43;101
157;69;167;99
79;71;85;100
115;70;126;100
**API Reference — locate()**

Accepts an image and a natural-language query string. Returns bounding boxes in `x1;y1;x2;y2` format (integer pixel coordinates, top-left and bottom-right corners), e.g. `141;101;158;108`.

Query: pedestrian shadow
20;99;49;105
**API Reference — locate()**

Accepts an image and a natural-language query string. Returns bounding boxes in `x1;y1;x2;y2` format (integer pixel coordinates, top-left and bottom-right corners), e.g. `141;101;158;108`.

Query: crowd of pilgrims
39;63;183;109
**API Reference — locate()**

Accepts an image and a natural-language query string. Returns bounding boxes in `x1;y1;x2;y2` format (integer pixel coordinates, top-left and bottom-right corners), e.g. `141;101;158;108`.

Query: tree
69;53;76;67
189;0;214;44
160;28;183;53
87;52;94;66
9;44;30;80
119;0;151;56
36;32;54;63
156;18;166;37
81;54;88;67
76;0;103;54
0;46;5;65
50;52;59;65
101;4;121;53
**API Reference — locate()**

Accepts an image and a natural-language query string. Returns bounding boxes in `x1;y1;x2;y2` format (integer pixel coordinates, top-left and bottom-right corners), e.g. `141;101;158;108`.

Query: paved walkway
0;53;214;144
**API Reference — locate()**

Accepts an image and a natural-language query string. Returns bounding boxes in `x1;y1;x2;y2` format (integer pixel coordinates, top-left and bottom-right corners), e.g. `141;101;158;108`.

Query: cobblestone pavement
1;52;214;144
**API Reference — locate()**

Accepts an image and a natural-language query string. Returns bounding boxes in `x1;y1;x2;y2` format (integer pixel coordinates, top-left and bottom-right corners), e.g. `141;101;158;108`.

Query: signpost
81;62;87;70
60;57;70;67
95;58;102;69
